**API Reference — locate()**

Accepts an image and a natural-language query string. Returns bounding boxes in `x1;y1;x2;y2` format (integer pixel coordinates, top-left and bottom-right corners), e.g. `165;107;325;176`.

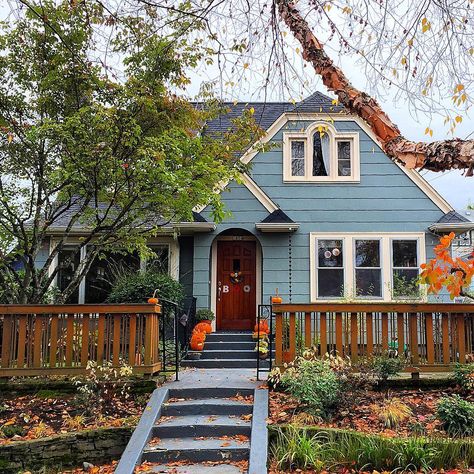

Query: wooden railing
272;303;474;371
0;304;161;376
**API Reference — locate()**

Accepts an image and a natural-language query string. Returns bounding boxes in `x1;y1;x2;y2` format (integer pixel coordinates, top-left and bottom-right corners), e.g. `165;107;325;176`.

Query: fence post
275;312;283;366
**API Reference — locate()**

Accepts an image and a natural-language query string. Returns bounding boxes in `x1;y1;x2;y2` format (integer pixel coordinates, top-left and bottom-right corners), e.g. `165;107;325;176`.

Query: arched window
283;121;360;182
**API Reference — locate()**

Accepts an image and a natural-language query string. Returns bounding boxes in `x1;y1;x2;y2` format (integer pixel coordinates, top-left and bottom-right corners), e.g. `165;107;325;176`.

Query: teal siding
192;118;446;308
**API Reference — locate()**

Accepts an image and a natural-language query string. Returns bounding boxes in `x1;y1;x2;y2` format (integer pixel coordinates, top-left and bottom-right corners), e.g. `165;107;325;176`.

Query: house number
222;285;230;293
243;285;251;293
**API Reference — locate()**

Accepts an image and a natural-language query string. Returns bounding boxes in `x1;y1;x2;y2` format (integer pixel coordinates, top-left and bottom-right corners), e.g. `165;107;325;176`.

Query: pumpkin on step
192;329;206;342
194;321;212;334
190;334;205;351
254;321;269;334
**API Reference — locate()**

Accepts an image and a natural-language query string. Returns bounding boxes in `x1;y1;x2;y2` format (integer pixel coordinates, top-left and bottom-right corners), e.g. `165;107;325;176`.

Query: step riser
205;334;253;342
200;350;256;360
204;342;255;350
168;387;254;399
143;448;249;463
162;404;252;416
152;425;251;438
181;359;269;369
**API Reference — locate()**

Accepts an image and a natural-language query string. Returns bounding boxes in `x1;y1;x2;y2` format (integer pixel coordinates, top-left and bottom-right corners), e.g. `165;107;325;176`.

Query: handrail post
275;312;283;366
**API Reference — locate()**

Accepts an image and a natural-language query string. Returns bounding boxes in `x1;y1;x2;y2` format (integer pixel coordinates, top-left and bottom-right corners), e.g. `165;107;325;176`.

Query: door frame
210;235;262;331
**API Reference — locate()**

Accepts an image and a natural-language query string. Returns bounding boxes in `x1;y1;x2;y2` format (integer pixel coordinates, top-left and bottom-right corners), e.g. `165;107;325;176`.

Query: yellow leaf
461;93;467;103
422;18;428;25
470;47;474;55
424;127;430;135
422;22;431;33
455;115;462;123
243;63;249;69
342;6;352;14
249;107;255;115
295;47;300;54
331;98;338;105
233;99;238;105
455;83;464;92
407;38;413;47
7;133;13;143
401;56;407;65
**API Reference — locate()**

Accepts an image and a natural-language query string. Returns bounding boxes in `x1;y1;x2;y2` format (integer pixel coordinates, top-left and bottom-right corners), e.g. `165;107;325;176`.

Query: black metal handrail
256;303;273;380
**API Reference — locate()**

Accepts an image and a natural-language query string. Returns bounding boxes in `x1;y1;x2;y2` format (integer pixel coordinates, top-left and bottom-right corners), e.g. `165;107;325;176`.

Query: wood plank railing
0;304;161;376
272;303;474;371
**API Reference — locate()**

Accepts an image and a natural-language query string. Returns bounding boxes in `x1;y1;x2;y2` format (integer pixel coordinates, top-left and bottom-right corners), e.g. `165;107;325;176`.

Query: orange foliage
419;232;474;299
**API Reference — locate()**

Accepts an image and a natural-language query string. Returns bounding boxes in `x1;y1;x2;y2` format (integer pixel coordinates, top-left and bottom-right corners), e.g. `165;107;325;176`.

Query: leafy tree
419;232;474;300
0;1;262;303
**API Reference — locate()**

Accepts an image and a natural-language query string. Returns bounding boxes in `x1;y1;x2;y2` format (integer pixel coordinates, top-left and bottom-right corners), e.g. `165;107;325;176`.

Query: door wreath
230;271;243;284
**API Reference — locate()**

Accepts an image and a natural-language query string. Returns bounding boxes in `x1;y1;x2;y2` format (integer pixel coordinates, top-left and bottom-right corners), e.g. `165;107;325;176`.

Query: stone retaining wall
0;427;133;473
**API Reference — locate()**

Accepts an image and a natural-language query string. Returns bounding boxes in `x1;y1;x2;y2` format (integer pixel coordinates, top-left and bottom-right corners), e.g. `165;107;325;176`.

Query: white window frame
390;238;421;299
353;237;383;299
315;238;346;299
310;232;426;302
283;122;360;183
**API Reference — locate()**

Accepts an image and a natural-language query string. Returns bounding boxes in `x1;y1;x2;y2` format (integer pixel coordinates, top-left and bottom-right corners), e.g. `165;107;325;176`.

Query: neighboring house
40;92;474;327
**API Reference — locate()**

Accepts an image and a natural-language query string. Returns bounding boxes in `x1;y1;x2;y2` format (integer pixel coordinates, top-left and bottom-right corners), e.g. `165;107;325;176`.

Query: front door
216;240;256;331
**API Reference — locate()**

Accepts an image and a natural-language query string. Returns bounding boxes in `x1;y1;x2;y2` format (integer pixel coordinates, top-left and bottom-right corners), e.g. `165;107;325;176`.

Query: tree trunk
276;0;474;175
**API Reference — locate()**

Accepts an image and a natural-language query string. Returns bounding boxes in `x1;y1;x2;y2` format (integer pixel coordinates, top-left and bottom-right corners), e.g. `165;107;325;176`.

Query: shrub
453;362;474;392
436;395;474;437
107;270;184;304
195;308;215;322
279;358;343;418
358;352;406;382
371;397;412;428
1;424;25;438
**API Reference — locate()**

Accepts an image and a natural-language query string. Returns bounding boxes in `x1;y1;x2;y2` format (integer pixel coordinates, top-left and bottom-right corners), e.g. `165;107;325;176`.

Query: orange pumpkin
194;322;212;334
271;296;282;304
254;321;269;334
147;297;159;304
192;330;206;343
190;335;205;351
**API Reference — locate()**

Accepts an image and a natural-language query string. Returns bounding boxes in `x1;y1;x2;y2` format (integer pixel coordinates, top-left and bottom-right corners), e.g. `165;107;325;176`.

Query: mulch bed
269;386;474;438
0;390;147;444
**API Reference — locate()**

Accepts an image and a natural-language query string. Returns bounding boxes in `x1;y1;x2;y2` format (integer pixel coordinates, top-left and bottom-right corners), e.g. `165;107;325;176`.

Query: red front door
216;240;256;331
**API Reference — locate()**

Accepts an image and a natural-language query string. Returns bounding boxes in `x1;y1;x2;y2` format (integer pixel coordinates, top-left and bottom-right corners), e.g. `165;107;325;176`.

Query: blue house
43;92;473;329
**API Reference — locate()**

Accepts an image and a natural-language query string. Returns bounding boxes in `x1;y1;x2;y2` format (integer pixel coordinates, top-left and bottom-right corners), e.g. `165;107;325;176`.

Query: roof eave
255;223;300;233
429;223;474;233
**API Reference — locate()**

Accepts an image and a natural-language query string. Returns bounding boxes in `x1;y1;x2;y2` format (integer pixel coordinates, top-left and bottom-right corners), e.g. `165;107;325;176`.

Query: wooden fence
272;303;474;371
0;304;161;376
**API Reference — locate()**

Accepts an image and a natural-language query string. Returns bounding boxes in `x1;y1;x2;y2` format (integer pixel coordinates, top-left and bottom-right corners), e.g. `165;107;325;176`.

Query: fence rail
0;304;161;376
272;303;474;371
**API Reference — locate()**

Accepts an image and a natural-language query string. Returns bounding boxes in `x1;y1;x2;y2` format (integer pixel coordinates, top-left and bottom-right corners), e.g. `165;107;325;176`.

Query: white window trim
353;237;383;300
283;122;360;183
310;232;426;302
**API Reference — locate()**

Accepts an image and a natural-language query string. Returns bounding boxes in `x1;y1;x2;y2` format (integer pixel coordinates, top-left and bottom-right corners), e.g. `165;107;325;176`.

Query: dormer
282;121;360;183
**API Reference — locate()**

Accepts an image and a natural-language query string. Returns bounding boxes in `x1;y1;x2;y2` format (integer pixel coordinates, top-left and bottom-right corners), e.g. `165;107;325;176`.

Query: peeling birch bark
276;0;474;175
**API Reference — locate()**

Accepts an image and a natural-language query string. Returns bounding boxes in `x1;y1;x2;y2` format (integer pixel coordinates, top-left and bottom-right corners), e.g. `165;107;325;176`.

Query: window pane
318;269;344;297
291;140;305;176
355;240;380;267
337;140;351;176
146;246;169;273
312;133;329;176
57;248;80;303
356;269;382;297
393;269;420;298
318;239;343;267
392;240;418;267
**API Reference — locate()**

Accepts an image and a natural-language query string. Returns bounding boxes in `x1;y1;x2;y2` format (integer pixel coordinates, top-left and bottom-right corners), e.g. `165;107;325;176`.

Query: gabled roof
203;92;343;135
429;210;474;233
260;209;294;224
437;210;470;224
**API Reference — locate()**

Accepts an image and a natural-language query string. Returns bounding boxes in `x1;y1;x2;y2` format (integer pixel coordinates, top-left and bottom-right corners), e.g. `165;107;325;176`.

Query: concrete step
205;332;253;342
148;463;244;473
204;341;255;350
200;350;256;360
181;358;269;369
168;387;254;399
162;398;253;416
143;436;250;463
152;414;252;438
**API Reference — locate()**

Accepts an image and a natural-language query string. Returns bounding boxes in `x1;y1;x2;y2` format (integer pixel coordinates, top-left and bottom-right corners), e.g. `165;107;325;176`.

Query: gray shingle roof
260;209;295;224
202;91;342;134
437;210;470;224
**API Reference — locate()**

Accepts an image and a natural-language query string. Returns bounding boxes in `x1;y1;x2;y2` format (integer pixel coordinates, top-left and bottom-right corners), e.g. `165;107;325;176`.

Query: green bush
359;352;406;382
1;425;26;438
280;358;343;418
107;270;184;304
195;309;215;322
436;395;474;437
453;362;474;392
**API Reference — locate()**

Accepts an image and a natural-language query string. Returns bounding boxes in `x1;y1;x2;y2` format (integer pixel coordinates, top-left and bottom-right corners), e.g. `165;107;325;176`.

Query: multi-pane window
57;247;81;303
311;234;423;301
355;239;381;297
145;245;170;273
317;239;344;298
290;140;305;176
337;140;352;177
284;124;358;182
392;240;419;298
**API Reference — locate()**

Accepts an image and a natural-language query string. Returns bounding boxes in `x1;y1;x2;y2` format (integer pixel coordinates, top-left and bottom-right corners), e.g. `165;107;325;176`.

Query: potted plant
255;336;269;360
195;309;215;325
